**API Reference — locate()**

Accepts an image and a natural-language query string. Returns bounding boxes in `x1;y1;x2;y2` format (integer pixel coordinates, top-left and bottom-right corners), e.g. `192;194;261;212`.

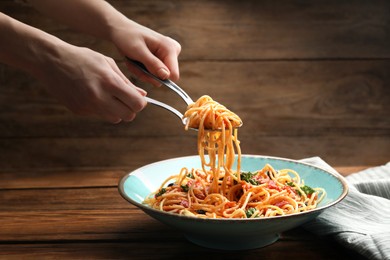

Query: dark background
1;0;389;172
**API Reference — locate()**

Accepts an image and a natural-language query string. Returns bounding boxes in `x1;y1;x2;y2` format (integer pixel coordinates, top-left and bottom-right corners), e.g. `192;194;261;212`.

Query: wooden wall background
0;0;389;173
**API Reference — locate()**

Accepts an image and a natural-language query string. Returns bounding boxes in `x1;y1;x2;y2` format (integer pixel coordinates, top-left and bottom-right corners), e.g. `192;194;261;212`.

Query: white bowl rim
118;154;349;222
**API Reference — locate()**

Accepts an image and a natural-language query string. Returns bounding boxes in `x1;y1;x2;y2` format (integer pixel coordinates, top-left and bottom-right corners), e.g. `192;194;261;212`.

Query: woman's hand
1;0;182;124
29;0;182;85
110;20;182;86
36;43;147;124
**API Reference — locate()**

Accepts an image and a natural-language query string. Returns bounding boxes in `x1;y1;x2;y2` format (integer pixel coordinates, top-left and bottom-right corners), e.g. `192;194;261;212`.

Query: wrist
27;32;69;80
0;13;67;79
105;15;139;46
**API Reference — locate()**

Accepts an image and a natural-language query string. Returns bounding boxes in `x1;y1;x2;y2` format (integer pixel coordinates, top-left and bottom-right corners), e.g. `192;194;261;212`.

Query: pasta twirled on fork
144;95;325;218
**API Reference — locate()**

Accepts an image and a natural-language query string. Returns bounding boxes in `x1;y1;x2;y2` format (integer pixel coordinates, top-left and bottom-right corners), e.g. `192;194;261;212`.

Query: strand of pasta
143;95;326;219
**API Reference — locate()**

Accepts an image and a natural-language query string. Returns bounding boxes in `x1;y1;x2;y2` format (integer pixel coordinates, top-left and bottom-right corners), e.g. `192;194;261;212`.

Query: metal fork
126;58;193;125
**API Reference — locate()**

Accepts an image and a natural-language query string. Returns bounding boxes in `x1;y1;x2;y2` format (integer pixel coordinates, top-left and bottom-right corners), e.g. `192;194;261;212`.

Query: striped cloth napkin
300;157;390;260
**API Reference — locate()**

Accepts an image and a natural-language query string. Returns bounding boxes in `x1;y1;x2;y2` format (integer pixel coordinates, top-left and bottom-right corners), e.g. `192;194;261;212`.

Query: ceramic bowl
118;155;348;250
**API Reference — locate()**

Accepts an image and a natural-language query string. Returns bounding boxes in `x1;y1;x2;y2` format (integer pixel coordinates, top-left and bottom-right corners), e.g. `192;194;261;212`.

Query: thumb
132;49;170;80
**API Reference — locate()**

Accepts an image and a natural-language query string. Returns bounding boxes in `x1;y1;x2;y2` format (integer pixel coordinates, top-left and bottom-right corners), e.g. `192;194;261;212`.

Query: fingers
127;36;181;83
98;58;147;124
106;57;148;97
112;81;147;114
125;61;162;87
141;52;170;80
97;97;137;124
95;86;144;124
162;52;180;81
107;57;131;85
134;86;148;96
161;37;181;81
128;47;170;88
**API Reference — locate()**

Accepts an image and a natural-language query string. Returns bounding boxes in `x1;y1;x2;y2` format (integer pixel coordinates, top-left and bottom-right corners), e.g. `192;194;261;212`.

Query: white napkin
300;157;390;260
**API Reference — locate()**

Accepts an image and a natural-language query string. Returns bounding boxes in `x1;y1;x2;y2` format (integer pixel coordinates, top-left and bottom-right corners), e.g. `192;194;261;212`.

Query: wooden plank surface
1;59;389;170
0;236;365;260
0;170;125;189
1;60;389;137
0;0;388;173
0;167;366;259
0;166;368;190
1;0;389;60
0;0;388;259
0;136;388;171
0;174;365;259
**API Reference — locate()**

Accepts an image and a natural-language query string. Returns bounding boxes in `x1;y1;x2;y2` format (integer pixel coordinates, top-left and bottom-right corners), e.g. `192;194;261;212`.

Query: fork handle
145;97;185;124
126;57;194;105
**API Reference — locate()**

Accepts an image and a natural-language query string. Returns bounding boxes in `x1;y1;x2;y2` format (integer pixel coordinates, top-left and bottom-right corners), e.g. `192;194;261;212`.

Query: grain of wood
1;60;389;138
1;0;388;60
0;238;365;259
0;136;388;171
0;0;388;258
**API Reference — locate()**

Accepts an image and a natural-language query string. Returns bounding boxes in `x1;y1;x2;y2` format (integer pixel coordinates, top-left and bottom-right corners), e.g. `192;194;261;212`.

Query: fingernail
137;87;147;96
157;68;169;79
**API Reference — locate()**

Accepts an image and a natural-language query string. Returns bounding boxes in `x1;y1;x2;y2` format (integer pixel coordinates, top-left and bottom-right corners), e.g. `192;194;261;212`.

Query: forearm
25;0;181;81
0;12;66;79
27;0;130;41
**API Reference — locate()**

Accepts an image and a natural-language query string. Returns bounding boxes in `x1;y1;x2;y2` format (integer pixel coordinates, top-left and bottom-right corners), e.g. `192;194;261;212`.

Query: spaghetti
143;95;326;218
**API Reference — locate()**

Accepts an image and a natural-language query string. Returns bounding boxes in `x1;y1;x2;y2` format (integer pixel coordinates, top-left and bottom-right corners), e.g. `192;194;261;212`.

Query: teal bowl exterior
118;155;348;250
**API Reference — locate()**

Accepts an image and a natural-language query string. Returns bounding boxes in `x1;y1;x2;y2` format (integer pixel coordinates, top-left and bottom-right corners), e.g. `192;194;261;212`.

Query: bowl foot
184;233;280;250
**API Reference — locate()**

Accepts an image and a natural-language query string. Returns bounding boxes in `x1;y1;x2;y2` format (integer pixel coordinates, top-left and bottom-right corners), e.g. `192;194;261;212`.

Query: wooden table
0;0;389;258
0;167;368;259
